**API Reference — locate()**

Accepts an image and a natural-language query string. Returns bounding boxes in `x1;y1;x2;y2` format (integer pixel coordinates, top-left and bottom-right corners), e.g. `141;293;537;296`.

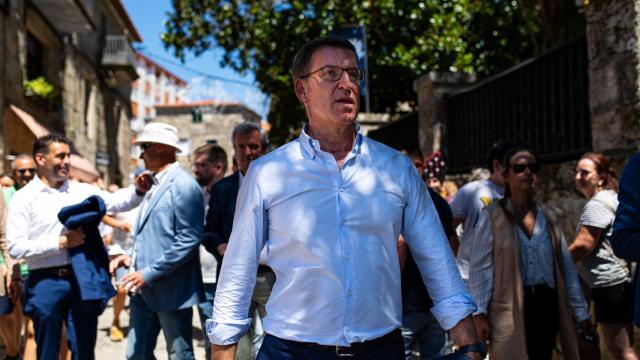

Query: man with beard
192;143;227;360
7;134;151;359
203;121;271;359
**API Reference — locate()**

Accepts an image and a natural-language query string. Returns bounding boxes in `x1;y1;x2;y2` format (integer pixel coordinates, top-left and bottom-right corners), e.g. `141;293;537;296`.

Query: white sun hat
135;122;181;152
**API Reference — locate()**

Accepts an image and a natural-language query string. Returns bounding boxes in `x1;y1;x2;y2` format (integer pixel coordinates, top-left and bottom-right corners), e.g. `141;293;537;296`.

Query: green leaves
162;0;582;144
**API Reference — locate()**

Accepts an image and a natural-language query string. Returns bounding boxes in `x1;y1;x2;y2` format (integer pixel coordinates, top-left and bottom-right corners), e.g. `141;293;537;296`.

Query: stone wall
155;111;253;174
413;72;475;158
585;0;640;153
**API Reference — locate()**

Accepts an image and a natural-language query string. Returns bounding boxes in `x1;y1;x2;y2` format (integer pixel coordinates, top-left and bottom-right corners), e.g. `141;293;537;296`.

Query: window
191;110;202;123
26;33;44;80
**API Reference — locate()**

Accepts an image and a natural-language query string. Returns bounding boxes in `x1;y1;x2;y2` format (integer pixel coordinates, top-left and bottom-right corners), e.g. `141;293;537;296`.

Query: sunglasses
510;163;540;174
16;168;36;175
139;143;154;151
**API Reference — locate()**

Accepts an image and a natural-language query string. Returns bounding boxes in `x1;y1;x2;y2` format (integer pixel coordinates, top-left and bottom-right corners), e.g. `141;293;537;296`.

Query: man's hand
134;172;154;194
117;222;133;233
217;244;228;256
109;254;131;275
120;271;145;293
213;344;237;360
473;314;491;342
59;228;85;249
450;315;483;360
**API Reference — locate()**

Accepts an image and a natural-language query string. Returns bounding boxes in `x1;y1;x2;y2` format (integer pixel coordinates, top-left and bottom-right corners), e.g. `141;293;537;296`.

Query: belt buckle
335;346;355;357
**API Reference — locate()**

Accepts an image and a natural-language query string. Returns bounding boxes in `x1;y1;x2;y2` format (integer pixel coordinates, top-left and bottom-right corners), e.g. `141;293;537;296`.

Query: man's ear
34;152;46;167
294;79;308;104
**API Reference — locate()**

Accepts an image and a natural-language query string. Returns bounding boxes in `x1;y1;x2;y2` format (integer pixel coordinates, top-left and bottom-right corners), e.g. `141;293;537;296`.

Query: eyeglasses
16;168;36;175
300;65;364;83
510;163;540;174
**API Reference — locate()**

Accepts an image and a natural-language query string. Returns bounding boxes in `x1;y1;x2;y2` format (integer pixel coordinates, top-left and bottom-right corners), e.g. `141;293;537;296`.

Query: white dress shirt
207;125;476;346
7;177;144;270
468;205;590;321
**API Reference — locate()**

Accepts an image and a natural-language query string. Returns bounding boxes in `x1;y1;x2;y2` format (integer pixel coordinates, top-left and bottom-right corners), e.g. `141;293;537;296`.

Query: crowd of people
0;36;640;360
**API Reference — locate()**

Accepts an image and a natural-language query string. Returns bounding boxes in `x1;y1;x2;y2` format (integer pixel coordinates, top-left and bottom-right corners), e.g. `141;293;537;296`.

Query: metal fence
445;37;591;173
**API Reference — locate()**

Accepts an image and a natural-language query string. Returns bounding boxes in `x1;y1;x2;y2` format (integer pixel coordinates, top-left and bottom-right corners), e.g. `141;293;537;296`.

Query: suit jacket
202;171;240;275
611;152;640;324
134;164;205;312
58;195;115;311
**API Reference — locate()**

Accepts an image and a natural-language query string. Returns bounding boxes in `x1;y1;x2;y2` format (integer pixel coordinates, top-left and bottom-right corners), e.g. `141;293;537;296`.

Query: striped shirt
577;190;629;288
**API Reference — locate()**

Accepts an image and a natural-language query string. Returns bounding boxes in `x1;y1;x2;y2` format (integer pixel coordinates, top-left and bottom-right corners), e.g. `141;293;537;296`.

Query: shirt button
344;256;350;261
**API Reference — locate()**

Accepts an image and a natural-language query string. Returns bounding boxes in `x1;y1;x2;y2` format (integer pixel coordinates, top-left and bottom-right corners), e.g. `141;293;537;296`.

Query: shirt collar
32;176;69;193
299;123;363;159
153;162;178;185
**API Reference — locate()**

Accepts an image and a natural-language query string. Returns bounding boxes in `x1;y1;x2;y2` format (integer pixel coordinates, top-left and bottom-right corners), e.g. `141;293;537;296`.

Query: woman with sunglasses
468;145;594;360
569;152;637;359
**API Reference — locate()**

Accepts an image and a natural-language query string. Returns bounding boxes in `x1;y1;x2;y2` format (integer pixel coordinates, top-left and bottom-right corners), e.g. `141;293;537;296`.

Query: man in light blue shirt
209;37;484;360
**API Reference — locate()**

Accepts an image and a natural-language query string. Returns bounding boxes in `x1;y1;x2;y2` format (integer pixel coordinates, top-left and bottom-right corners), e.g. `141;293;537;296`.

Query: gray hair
231;122;268;148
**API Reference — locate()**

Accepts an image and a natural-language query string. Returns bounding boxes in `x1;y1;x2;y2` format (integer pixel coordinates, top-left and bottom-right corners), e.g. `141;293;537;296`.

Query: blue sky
122;0;270;119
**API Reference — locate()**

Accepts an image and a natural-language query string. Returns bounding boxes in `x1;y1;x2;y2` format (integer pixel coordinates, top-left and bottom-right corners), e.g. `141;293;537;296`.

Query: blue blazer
134;164;205;312
202;171;240;275
611;152;640;324
57;195;115;311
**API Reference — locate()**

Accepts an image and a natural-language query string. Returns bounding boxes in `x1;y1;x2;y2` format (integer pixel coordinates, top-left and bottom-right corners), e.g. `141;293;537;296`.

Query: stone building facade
0;0;140;185
154;100;262;172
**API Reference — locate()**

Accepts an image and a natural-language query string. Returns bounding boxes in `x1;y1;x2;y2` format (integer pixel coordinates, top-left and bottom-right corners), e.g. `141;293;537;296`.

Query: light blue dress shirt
207;125;476;346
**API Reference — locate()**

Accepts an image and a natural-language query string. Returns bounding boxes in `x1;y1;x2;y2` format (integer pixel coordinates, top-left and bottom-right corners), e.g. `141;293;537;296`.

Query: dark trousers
523;284;559;360
257;329;404;360
23;272;101;360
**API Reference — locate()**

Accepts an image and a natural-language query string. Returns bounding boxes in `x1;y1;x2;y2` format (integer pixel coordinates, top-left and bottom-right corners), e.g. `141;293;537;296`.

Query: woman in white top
569;152;637;360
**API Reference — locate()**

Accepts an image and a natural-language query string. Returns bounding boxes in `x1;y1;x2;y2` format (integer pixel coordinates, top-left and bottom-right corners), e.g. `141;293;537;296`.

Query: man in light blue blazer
110;122;204;360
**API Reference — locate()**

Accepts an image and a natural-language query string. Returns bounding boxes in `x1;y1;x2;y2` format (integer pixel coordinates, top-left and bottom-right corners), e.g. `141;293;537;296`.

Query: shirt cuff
140;267;158;287
206;318;252;345
575;309;591;322
431;293;478;331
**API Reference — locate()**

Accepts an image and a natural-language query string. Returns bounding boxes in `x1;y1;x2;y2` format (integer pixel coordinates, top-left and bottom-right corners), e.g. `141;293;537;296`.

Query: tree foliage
162;0;583;144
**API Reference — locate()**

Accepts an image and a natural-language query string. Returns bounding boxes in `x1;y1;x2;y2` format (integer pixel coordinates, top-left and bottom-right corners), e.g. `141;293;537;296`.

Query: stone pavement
96;297;207;360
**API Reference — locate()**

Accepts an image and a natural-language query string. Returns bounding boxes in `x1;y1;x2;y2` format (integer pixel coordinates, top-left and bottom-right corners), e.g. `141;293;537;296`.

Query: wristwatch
456;342;488;358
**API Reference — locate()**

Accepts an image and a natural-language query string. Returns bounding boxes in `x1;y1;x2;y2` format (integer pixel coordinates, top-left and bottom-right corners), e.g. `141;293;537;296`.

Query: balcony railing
102;35;138;81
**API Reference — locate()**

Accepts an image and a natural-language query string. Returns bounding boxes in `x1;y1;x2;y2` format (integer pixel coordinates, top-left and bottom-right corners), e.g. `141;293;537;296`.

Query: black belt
523;283;554;295
257;265;272;274
301;329;400;357
30;265;74;278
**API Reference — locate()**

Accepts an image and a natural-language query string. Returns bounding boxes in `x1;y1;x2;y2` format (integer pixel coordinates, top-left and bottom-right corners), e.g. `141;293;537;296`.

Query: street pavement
95;297;207;360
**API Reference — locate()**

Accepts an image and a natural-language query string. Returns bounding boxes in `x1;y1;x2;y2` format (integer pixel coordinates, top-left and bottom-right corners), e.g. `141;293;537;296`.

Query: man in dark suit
203;122;272;359
612;152;640;326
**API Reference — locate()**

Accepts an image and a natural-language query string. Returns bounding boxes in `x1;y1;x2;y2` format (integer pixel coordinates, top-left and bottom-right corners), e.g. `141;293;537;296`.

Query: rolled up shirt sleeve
401;158;477;330
207;164;267;345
